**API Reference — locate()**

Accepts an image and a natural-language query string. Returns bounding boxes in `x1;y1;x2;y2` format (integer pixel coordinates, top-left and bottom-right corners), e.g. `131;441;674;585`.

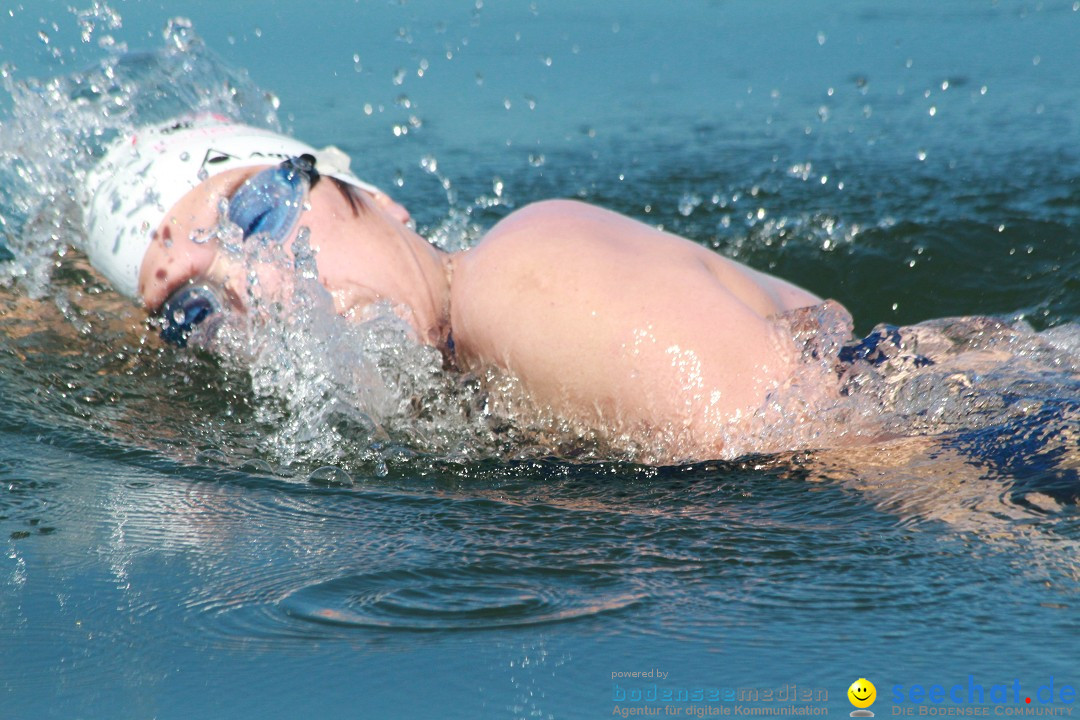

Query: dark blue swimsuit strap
837;325;934;369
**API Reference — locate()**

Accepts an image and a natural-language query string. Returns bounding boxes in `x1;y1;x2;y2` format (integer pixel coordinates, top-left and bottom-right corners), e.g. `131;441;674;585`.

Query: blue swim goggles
157;154;320;347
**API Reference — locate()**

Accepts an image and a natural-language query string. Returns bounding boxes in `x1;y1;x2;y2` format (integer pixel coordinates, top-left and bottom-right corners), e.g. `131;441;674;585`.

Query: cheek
309;242;372;297
303;216;369;283
139;226;221;309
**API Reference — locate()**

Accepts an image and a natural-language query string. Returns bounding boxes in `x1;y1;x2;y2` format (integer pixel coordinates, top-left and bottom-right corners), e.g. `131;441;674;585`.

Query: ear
369;190;412;227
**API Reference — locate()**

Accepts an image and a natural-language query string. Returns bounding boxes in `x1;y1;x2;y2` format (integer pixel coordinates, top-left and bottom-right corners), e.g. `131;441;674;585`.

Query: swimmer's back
449;200;824;455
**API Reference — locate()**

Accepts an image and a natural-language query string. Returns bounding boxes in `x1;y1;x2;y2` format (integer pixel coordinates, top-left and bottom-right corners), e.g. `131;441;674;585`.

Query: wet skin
141;166;829;459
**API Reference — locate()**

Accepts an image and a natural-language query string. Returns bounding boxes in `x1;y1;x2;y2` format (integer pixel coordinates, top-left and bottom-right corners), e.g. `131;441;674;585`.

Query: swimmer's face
138;161;445;343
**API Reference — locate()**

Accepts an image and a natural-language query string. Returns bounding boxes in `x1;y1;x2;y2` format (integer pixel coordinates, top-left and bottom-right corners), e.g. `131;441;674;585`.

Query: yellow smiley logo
848;678;877;709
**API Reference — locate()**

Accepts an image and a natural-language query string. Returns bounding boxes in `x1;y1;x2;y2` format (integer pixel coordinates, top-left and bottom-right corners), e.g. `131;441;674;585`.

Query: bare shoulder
445;199;819;456
459;198;823;317
459;198;713;286
467;199;639;261
490;198;619;235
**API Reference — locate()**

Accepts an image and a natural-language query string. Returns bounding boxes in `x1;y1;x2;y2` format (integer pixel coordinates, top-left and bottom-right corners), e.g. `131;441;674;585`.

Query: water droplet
678;193;702;217
492;177;504;197
363;103;373;115
420;155;438;174
293;228;319;280
196;449;228;465
528;153;545;167
238;459;274;475
179;151;190;162
503;97;512;110
916;149;927;162
308;466;354;488
396;94;412;109
392;67;406;85
37;30;50;45
816;31;826;46
928;106;937;117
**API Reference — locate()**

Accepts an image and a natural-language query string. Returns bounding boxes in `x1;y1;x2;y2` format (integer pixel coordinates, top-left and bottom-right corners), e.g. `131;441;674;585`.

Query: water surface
1;1;1078;717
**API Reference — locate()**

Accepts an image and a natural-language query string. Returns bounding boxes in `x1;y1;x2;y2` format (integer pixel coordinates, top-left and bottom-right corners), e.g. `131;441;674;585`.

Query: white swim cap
80;113;382;299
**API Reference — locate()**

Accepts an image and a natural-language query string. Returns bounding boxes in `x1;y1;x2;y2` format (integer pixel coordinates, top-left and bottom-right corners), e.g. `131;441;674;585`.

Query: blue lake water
1;1;1079;718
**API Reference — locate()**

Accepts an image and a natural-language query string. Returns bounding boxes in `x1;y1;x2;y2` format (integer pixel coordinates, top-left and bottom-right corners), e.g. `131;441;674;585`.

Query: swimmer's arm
498;199;826;318
697;253;825;317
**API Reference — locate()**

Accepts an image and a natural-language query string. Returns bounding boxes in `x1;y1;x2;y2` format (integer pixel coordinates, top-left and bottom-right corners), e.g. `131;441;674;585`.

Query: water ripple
279;565;643;631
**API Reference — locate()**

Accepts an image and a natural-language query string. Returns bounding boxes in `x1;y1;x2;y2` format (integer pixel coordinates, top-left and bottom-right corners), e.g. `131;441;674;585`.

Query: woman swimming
81;114;833;460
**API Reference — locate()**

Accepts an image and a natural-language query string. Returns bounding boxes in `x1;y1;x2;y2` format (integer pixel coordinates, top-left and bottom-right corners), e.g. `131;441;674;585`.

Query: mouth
853;692;871;701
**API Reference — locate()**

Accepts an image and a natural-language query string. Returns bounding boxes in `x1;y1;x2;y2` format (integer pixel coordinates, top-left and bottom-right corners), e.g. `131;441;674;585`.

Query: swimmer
80;114;832;459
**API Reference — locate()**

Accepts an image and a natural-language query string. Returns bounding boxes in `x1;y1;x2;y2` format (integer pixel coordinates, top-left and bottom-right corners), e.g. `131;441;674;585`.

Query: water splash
1;14;1078;473
0;15;281;297
75;2;123;47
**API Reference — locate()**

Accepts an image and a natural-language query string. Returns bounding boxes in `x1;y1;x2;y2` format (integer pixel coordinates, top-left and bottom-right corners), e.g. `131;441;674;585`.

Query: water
1;1;1079;717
